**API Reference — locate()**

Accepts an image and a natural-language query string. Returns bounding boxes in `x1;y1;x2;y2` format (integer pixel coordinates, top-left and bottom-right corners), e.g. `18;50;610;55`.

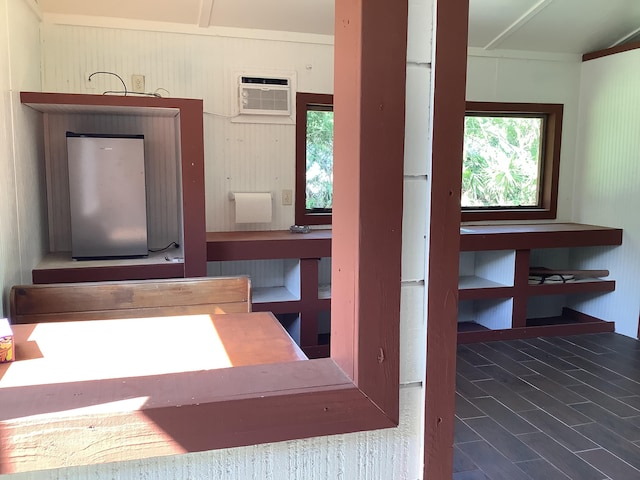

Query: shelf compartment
252;286;299;303
208;258;301;303
318;257;331;299
458;298;513;330
460;250;515;287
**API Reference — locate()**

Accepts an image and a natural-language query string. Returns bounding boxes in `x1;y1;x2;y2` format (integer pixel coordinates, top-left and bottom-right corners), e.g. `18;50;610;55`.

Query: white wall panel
572;50;640;337
0;0;43;316
400;283;426;384
407;0;434;65
402;177;428;282
466;53;582;222
40;23;334;232
404;64;431;177
0;0;18;316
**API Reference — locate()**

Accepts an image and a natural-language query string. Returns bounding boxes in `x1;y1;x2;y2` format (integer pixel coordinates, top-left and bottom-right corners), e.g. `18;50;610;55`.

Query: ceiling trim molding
198;0;215;28
484;0;554;50
467;47;580;63
41;13;335;46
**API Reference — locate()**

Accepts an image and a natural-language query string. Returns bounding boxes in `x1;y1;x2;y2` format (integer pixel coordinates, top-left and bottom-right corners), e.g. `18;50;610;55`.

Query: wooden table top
0;312;307;390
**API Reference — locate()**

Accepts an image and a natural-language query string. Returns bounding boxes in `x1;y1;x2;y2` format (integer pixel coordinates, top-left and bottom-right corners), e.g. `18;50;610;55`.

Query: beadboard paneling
42;112;180;251
573;50;640;337
40;23;334;232
402;177;428;282
0;23;18;316
0;0;44;317
466;54;582;222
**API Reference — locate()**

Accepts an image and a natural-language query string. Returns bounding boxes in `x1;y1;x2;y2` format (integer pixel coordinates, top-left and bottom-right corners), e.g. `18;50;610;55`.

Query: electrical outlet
131;74;145;93
282;189;293;206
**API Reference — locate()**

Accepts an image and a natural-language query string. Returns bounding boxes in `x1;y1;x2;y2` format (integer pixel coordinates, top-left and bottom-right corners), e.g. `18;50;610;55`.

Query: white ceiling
468;0;640;55
39;0;640;55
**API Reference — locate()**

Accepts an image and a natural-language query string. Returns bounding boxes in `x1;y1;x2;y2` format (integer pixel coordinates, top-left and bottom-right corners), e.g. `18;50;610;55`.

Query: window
461;102;563;222
295;92;334;226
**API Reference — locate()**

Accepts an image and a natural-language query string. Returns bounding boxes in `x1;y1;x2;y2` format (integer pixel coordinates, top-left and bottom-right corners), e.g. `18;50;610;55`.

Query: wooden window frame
295;92;334;226
461;101;564;222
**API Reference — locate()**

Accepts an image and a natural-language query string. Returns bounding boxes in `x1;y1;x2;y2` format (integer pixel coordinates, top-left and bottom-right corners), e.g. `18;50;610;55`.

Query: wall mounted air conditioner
238;76;291;116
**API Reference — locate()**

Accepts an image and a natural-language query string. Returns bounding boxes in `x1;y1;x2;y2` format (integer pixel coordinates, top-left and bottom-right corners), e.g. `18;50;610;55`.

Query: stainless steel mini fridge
66;132;148;259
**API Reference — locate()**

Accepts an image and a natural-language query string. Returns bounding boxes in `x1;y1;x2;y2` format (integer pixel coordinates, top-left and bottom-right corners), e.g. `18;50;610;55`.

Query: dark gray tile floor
454;333;640;480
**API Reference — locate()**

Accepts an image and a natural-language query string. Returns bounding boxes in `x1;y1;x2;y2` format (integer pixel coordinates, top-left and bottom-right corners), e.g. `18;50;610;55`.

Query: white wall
466;48;640;338
40;21;334;232
0;0;45;317
466;49;582;222
571;49;640;338
1;0;434;478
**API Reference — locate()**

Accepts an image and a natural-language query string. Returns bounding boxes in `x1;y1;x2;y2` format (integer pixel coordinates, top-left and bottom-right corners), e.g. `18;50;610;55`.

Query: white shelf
252;286;299;304
459;275;510;290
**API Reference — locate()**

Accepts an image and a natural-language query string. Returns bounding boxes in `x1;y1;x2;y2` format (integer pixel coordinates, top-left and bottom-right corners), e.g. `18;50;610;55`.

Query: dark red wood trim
206;230;331;261
461;102;563;223
32;263;184;284
457;318;614;344
460;223;622;251
583;41;640;62
331;0;406;418
424;0;468;478
179;100;207;277
295;93;334;227
458;286;513;301
299;258;320;347
512;250;530;328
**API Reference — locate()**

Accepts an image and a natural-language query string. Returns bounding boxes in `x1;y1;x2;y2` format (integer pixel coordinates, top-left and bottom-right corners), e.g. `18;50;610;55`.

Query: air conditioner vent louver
239;76;291;116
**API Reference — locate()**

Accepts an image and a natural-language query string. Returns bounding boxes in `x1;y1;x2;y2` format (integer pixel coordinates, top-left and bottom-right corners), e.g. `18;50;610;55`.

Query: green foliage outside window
462;115;542;208
306;110;334;210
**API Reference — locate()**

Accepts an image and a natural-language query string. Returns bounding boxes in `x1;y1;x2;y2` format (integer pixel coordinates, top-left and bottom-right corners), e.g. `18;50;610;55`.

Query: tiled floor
454;333;640;480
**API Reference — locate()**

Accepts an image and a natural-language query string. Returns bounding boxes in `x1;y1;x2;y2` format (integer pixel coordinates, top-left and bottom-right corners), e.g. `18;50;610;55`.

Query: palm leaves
462;115;542;208
306;110;334;210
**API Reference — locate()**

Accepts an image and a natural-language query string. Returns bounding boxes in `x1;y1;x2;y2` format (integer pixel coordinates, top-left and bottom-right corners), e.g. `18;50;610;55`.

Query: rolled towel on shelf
528;267;609;285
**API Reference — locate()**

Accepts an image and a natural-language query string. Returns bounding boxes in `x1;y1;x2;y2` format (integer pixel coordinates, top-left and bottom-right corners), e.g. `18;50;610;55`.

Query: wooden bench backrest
10;276;251;324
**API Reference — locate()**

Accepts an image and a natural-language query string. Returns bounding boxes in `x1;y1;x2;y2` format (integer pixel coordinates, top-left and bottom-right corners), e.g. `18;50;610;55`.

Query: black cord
88;71;128;96
149;241;180;253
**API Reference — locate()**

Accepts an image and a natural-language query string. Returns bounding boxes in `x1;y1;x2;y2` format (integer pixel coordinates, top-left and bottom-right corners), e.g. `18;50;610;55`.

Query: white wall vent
238;76;291;116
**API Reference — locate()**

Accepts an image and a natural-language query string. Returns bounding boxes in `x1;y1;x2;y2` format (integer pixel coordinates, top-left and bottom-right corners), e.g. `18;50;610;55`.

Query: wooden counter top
1;312;306;390
460;223;623;251
206;230;332;261
0;312;309;473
